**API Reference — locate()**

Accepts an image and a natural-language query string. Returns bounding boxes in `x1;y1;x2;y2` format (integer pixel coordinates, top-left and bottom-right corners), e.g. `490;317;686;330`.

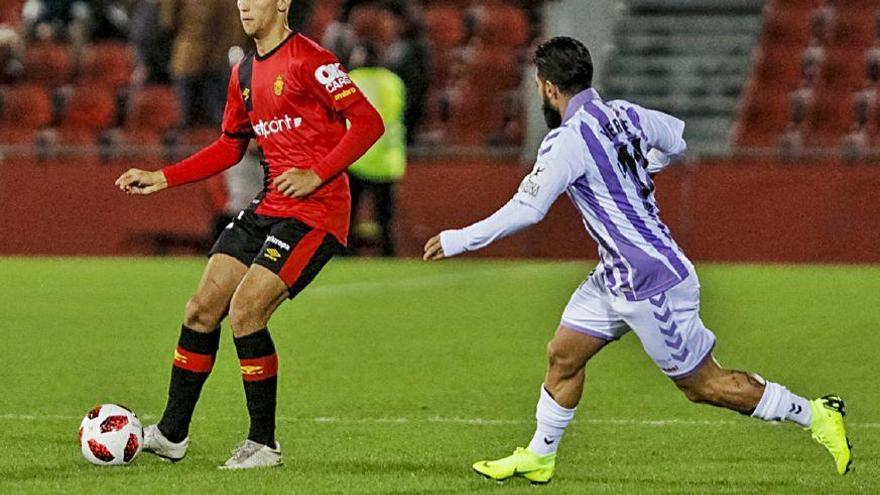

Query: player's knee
228;296;269;337
183;295;222;331
546;339;580;376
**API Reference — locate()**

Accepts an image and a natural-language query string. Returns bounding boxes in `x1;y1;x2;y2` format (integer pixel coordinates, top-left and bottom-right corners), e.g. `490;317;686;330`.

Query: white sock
527;386;576;456
751;381;812;428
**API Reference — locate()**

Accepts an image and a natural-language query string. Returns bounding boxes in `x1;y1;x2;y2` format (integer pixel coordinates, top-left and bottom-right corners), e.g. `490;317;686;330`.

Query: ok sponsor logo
253;115;302;138
314;63;353;93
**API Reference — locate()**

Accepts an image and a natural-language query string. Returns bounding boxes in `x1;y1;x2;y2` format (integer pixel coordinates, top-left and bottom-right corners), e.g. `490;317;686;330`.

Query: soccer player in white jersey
423;37;852;482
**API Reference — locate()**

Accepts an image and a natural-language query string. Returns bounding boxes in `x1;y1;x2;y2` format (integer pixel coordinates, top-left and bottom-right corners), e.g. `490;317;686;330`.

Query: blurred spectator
789;81;814;126
811;0;836;43
778;123;803;158
22;0;129;43
0;24;23;83
867;41;880;84
130;0;171;85
488;91;524;147
853;86;876;126
321;0;374;63
802;37;824;84
381;1;430;143
160;0;248;128
23;0;83;42
346;43;406;257
841;123;867;161
324;0;429;143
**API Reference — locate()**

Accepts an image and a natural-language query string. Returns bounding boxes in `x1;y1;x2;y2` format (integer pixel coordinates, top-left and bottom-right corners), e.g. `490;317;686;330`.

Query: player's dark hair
533;37;594;95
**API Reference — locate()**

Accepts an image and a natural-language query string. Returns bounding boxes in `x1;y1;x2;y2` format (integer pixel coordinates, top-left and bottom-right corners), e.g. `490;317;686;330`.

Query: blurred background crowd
1;1;877;263
0;0;546;150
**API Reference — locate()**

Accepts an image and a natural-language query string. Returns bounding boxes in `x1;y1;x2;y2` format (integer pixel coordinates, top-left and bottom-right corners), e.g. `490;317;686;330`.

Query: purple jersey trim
560;320;620;341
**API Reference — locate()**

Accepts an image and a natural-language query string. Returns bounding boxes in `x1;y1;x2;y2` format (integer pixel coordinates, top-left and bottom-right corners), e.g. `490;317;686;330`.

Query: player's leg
620;275;852;474
145;210;264;461
474;272;625;484
674;354;852;474
221;219;341;469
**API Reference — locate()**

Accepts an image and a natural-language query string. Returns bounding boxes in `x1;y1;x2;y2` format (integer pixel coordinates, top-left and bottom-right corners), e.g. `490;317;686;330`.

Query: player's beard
542;95;562;129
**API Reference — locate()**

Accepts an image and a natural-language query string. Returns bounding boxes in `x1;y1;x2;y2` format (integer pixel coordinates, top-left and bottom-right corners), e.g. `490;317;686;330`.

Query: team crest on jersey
273;75;285;96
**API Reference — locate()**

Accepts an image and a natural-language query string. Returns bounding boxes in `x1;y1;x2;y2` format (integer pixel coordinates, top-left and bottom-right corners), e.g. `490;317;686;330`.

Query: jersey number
616;138;653;199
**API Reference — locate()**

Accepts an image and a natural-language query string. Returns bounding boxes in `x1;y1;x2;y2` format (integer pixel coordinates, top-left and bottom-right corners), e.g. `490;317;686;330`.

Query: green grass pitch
0;258;877;494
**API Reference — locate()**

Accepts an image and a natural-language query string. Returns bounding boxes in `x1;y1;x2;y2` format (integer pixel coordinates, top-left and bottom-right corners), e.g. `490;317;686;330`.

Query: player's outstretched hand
274;168;322;198
115;168;168;195
423;234;446;261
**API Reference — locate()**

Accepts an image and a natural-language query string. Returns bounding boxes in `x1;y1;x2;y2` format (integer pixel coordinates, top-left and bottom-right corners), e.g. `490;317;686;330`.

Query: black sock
234;329;278;446
157;325;221;443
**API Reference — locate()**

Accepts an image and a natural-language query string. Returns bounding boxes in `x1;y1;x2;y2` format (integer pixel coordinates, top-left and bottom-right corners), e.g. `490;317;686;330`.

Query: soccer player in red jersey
115;0;384;469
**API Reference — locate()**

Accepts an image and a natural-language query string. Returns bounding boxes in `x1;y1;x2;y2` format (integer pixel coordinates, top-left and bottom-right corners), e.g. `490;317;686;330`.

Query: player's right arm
115;64;253;196
424;128;585;260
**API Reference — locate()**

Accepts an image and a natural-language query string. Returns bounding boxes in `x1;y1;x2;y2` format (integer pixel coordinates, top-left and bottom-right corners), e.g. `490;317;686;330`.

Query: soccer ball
78;404;143;466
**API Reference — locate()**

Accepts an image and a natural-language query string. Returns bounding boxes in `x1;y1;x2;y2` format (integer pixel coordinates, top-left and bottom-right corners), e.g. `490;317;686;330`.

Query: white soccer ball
79;404;144;466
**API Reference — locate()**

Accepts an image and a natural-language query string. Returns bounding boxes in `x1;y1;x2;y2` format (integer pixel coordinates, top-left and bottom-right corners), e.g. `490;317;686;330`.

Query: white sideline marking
3;413;878;428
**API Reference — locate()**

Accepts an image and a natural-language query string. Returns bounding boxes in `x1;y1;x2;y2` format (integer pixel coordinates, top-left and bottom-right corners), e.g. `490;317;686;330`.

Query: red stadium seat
0;0;24;25
424;5;466;49
305;0;341;39
23;43;72;87
445;80;504;145
59;85;116;144
0;84;52;130
736;0;880;150
471;3;529;47
126;85;180;132
178;126;221;148
79;42;134;89
461;44;522;91
807;93;854;146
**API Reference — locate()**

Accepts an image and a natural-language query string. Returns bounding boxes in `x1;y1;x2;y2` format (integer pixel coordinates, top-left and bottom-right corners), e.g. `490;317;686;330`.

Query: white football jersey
512;88;692;301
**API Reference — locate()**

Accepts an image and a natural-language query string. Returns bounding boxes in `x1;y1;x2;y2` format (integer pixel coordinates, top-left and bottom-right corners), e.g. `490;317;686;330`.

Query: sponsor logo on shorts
315;63;353;93
264;248;281;262
174;349;187;364
661;365;679;373
266;235;290;251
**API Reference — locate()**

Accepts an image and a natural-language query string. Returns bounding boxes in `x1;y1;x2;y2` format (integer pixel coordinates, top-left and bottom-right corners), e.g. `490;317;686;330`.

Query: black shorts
209;209;342;299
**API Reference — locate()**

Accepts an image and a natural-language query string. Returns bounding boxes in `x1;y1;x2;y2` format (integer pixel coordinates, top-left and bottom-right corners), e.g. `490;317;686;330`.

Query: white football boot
219;439;283;469
142;424;189;462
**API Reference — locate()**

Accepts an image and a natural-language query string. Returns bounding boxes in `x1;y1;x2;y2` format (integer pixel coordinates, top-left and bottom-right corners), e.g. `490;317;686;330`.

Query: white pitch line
3;413;878;428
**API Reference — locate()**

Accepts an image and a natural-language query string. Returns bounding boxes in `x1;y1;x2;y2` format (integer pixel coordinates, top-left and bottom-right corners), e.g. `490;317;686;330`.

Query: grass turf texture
0;258;877;494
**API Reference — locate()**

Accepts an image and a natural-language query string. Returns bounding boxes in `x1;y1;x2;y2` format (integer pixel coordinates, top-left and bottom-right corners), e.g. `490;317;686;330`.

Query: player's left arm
627;103;687;175
424;128;584;260
274;52;385;199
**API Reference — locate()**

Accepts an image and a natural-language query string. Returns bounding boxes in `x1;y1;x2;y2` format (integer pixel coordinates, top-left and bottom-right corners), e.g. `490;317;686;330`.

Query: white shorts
560;270;716;379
